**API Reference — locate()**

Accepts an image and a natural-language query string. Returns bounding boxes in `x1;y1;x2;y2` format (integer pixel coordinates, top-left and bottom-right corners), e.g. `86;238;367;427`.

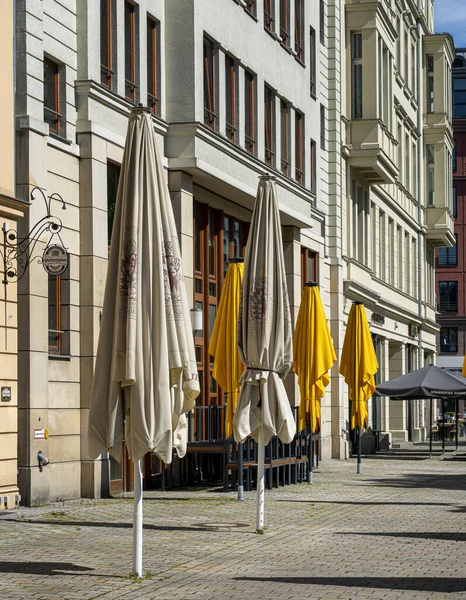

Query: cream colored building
332;0;454;448
0;0;26;510
13;0;454;504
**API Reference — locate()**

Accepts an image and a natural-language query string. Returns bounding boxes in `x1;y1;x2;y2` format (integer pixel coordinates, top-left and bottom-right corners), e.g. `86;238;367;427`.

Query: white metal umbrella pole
256;428;265;532
133;458;143;577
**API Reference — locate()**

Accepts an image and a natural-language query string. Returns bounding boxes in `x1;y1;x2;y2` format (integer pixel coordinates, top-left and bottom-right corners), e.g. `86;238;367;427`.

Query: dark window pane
107;164;120;245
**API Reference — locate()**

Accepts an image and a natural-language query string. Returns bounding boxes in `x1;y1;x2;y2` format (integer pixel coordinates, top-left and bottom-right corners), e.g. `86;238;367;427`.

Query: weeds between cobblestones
1;456;466;599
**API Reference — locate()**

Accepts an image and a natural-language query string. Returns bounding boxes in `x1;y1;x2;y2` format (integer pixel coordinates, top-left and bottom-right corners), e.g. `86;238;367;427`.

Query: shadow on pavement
359;474;466;491
277;499;454;507
4;518;250;533
0;562;94;577
337;531;466;542
236;576;466;593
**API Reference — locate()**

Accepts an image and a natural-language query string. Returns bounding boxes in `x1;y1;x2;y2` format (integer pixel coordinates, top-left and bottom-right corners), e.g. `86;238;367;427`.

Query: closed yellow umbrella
462;354;466;378
294;282;336;483
294;283;336;433
339;301;378;473
208;258;245;439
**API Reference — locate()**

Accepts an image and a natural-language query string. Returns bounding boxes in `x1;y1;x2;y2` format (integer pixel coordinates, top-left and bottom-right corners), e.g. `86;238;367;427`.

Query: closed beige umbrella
88;107;199;576
233;176;295;531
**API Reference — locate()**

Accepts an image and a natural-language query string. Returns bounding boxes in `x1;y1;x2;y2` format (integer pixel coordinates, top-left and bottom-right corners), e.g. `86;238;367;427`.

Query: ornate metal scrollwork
1;186;67;285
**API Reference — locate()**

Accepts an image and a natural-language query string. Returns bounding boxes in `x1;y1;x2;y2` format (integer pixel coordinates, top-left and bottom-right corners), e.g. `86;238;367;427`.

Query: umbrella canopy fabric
339;303;378;429
293;284;336;433
375;365;466;400
88;108;200;464
462;355;466;378
208;259;245;439
233;177;295;445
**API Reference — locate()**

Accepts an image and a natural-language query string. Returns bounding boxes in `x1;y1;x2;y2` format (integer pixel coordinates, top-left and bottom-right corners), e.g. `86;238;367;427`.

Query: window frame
301;247;319;287
351;32;363;119
310;138;316;195
310;27;316;97
48;274;62;355
295;110;304;184
204;37;217;130
280;100;290;176
124;1;137;103
294;0;304;63
438;234;458;266
320;104;326;150
244;70;256;155
225;54;237;143
264;0;275;33
279;0;289;46
319;0;325;45
100;0;114;88
440;327;458;353
264;85;275;167
438;280;458;313
426;144;435;206
426;54;434;113
147;16;160;116
44;57;61;136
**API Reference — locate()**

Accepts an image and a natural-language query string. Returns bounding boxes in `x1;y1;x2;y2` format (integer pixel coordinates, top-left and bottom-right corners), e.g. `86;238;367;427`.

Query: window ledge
48;353;72;361
293;54;305;68
49;132;72;146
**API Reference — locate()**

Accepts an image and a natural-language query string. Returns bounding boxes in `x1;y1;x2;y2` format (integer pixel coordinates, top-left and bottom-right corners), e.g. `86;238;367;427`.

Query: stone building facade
10;0;454;505
435;47;466;413
0;0;26;511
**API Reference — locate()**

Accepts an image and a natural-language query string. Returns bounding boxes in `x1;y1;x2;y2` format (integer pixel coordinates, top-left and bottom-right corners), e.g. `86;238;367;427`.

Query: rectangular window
203;37;217;130
295;111;304;184
301;247;318;286
147;17;160;116
438;235;458;266
453;139;457;172
426;145;435;206
279;0;289;45
225;55;237;142
352;33;363;119
404;29;408;82
245;0;257;16
438;281;458;312
453;76;466;117
310;27;316;97
453;187;457;219
427;54;434;113
264;85;275;167
280;101;290;176
48;274;62;354
124;2;136;102
320;104;326;149
264;0;275;32
107;163;121;247
44;58;61;135
244;70;256;155
319;0;325;45
405;134;410;192
294;0;304;62
440;327;458;353
310;138;316;194
411;43;416;94
100;0;114;87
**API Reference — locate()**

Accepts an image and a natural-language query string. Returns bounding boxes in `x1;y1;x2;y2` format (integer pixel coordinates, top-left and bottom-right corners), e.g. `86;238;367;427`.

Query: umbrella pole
357;426;362;474
256;429;265;532
456;398;459;451
133;458;143;578
429;399;433;458
442;398;446;453
238;441;244;501
308;427;313;484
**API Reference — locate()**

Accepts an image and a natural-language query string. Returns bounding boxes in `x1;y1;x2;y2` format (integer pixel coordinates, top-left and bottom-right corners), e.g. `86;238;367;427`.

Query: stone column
388;341;407;443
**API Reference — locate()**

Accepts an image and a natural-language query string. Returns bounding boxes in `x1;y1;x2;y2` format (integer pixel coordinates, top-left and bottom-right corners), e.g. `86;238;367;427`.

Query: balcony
437;301;458;313
425;206;455;247
345;119;398;184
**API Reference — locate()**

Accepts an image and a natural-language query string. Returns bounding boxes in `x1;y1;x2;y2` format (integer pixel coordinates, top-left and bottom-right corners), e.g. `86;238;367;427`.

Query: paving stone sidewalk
1;453;465;600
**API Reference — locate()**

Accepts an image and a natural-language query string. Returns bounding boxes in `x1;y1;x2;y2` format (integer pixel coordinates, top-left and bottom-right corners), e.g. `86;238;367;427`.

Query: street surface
1;450;465;599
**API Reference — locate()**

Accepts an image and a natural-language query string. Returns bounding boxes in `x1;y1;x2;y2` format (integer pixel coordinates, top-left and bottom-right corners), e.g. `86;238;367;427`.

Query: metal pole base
238;485;244;501
308;470;313;484
357;461;362;475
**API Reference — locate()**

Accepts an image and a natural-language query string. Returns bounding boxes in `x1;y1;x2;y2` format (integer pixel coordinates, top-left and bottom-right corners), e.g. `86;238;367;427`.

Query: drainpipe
13;0;16;192
416;1;424;435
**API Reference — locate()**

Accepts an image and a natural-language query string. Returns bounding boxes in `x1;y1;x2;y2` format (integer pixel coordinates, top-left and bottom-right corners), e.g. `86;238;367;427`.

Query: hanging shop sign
42;244;68;276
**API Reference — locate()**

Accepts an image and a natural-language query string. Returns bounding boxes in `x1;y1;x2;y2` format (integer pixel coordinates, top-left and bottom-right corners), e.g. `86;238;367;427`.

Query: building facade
11;0;454;505
435;48;466;401
0;0;26;511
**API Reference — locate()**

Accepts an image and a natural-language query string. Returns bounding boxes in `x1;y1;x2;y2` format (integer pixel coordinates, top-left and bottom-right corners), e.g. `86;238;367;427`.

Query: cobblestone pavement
1;453;466;600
